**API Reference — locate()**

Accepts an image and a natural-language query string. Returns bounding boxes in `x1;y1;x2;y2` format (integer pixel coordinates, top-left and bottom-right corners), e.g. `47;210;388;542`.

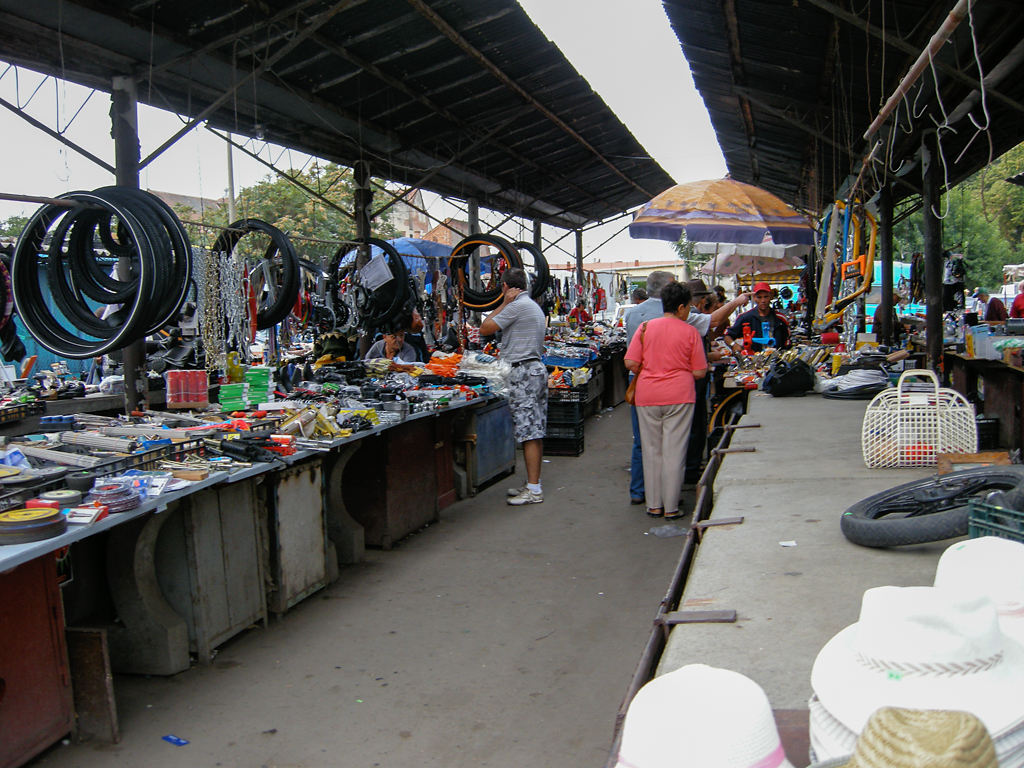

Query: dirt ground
33;404;688;768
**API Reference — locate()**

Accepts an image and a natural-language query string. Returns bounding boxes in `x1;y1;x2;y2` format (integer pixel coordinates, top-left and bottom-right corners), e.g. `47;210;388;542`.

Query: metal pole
226;132;237;223
878;183;894;346
353;160;373;356
111;75;146;414
575;229;585;295
467;198;481;290
922;132;944;372
533;220;542;250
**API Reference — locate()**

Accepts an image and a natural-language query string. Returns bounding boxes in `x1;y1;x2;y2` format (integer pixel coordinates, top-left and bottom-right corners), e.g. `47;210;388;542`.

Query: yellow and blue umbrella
629;178;814;245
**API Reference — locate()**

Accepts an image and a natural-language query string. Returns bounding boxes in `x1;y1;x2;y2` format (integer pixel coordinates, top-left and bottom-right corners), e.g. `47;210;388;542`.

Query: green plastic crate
968;499;1024;543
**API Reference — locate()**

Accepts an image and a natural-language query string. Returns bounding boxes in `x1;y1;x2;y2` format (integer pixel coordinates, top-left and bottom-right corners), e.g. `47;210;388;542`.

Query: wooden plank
66;627;119;744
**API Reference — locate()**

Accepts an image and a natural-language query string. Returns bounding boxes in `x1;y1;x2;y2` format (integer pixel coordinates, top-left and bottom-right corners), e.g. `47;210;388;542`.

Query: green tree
179;162;398;263
0;214;29;239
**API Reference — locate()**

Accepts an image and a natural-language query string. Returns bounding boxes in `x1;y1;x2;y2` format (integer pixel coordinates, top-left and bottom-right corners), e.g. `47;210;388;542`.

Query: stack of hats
809;536;1024;766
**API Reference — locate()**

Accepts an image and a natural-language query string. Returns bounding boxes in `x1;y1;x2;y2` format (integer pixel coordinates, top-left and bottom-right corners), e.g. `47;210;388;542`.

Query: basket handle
896;368;940;397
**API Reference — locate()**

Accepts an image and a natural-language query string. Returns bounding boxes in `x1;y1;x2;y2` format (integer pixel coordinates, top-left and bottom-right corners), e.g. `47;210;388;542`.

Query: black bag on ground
762;359;814;397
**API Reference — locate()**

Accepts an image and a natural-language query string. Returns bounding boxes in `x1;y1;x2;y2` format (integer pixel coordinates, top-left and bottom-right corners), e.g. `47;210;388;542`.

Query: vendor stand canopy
628;178;815;245
0;0;674;230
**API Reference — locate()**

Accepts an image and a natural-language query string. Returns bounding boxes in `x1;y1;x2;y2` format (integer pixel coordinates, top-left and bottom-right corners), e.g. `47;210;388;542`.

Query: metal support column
878;183;894;346
111;76;146;414
353;160;373;356
533;220;542;250
922;132;944;372
226;133;237;223
575;229;585;294
467;198;481;290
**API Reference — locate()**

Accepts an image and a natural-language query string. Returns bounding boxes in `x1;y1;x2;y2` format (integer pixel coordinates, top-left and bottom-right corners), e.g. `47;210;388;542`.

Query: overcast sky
0;0;726;265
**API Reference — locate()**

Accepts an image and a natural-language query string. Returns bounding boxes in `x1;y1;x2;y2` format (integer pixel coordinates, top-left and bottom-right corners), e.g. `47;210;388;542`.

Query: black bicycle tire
449;234;523;311
13;191;154;358
212;218;299;330
513;241;551;300
362;239;411;329
840;466;1024;547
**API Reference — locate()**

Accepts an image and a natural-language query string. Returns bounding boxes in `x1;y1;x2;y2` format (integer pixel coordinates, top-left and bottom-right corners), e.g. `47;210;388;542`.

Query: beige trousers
636;403;695;514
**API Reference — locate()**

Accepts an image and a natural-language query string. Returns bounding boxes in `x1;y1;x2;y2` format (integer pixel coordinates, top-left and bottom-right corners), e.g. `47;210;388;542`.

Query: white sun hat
934;536;1024;644
614;663;794;768
810;586;1024;745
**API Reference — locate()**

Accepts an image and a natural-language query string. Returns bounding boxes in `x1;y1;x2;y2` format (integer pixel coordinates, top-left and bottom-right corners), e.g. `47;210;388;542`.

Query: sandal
646;508;664;518
664;510;683;520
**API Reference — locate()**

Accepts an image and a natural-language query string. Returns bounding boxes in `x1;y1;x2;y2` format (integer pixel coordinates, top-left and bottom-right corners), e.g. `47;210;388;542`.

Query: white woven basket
861;369;977;468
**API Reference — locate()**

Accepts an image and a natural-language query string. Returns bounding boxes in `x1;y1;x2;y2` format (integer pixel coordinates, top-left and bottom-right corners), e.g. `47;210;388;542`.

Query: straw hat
934;536;1024;644
810;586;1024;740
614;664;794;768
807;707;998;768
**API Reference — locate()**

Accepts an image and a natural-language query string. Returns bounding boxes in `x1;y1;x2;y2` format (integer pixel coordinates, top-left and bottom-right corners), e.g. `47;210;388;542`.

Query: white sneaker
507;488;543;505
507;484;526;497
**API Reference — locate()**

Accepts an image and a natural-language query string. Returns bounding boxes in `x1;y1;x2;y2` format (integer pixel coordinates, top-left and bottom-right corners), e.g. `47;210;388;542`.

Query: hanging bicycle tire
449;233;523;311
840;466;1024;547
12;187;192;359
212;218;299;330
513;241;551;301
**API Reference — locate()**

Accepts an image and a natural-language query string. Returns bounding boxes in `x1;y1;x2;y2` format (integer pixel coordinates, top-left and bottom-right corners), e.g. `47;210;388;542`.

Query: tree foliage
176;162;398;264
893;141;1024;290
0;214;29;240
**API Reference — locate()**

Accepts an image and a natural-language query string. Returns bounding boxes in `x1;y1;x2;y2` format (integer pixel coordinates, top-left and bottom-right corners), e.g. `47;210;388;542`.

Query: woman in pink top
624;282;708;519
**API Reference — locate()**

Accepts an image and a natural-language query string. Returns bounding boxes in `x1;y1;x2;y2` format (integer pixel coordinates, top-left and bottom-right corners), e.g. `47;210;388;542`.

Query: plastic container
968;499;1024;543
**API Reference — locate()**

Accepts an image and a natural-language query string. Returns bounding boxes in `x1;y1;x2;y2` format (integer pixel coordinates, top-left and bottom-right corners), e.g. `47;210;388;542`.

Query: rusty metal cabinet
155;479;266;664
264;458;330;614
0;554;73;768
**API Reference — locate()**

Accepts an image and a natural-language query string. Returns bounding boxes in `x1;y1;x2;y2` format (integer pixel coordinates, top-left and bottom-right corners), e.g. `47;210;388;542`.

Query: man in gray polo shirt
480;268;548;505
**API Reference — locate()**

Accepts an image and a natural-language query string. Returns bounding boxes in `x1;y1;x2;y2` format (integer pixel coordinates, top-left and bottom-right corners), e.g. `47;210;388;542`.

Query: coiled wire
12;187;192;359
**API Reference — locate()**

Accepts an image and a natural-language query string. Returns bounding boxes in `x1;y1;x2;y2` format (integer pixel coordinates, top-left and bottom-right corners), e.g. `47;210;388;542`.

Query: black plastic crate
544;435;584;457
545;421;585;440
547;401;584;425
547;386;587;403
976;416;999;450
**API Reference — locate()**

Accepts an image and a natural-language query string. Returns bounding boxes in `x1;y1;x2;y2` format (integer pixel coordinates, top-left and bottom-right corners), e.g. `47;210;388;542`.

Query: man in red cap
724;282;790;353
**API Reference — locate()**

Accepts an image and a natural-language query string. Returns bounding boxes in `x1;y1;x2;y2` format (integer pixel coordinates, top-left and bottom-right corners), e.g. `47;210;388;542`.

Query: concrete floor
34;404;687;768
658;392;954;765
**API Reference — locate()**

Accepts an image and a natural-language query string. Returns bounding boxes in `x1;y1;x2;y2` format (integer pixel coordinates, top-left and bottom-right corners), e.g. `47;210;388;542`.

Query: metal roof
663;0;1024;214
0;0;675;229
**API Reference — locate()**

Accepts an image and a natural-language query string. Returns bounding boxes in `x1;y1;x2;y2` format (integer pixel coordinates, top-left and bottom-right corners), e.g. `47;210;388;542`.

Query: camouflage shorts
508;361;548;442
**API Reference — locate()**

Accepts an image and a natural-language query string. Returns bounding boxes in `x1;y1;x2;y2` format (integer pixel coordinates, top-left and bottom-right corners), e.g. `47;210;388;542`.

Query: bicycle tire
840;466;1024;547
449;234;523;311
513;241;551;300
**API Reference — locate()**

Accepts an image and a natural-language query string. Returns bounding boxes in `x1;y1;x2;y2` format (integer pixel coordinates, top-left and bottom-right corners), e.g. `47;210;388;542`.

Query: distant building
423;217;469;247
389;189;430;238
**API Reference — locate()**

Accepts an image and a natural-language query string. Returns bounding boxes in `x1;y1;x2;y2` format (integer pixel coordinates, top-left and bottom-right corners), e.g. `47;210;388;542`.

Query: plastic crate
543;435;584;457
545;421;585;440
547;401;585;425
968;499;1024;542
547;386;587;403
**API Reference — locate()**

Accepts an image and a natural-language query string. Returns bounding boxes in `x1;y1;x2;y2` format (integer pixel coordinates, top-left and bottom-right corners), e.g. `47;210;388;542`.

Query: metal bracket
656;609;737;627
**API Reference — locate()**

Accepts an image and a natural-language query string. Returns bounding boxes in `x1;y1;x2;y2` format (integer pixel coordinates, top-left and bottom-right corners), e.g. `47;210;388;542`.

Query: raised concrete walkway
658;392;948;766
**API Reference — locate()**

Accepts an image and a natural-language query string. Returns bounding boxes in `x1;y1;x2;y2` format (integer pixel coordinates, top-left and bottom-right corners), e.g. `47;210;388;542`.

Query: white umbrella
696;242;809;277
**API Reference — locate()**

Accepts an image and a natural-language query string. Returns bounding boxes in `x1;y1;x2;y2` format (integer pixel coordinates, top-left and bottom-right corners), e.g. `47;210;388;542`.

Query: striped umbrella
628;178;814;245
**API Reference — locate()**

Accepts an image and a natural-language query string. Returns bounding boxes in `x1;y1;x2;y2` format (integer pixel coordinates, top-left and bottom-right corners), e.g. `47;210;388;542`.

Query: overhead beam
804;0;1024;117
404;0;657;199
720;0;761;182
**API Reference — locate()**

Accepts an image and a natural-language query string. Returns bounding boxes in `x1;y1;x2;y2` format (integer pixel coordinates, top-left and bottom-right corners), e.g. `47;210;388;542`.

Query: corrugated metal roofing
0;0;675;228
663;0;1024;214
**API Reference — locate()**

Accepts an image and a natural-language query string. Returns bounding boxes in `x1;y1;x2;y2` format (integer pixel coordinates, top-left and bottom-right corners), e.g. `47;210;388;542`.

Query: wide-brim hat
807;707;998;768
615;664;794;768
811;586;1024;741
934;536;1024;644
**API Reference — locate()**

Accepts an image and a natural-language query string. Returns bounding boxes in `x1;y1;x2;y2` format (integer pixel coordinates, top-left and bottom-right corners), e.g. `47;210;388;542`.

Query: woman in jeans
624;282;708;519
